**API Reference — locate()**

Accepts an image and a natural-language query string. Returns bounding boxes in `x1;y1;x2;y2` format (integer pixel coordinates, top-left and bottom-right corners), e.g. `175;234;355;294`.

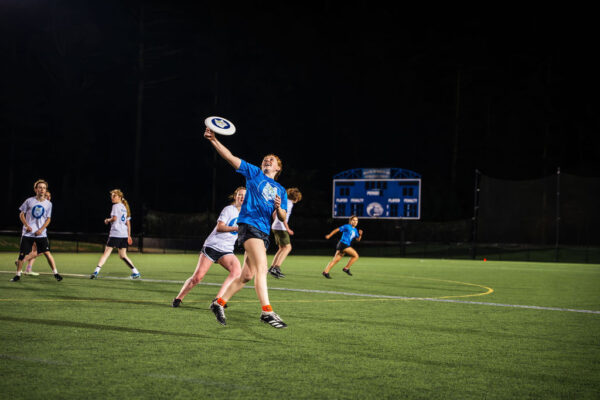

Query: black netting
477;172;600;245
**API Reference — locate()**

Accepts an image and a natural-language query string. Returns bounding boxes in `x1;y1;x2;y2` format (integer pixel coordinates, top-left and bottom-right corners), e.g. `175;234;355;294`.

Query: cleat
342;268;353;276
25;271;40;276
268;267;280;279
276;268;286;278
260;312;287;329
210;298;227;309
130;273;141;279
10;275;20;282
54;274;63;281
172;298;182;308
210;301;227;326
90;271;98;279
322;271;332;279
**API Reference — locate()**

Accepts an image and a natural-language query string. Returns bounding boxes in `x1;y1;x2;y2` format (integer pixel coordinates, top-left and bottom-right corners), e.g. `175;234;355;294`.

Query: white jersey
272;200;294;231
20;197;53;238
109;203;130;238
203;205;240;253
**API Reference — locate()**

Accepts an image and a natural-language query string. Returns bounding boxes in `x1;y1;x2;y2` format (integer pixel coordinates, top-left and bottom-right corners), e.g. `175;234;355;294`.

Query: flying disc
204;116;236;135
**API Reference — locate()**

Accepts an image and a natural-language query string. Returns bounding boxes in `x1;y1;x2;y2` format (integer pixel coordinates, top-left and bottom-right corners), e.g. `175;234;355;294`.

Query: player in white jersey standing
90;189;141;279
269;187;302;278
172;187;246;307
10;179;62;282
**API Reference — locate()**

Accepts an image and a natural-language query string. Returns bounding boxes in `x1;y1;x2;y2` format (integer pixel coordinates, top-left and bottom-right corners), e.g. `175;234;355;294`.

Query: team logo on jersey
259;181;278;203
32;205;45;219
228;217;239;235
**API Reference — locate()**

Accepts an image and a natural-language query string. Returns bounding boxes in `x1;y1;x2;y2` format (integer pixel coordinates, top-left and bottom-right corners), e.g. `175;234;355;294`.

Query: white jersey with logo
20;197;53;238
203;205;240;253
109;203;130;238
272;200;294;231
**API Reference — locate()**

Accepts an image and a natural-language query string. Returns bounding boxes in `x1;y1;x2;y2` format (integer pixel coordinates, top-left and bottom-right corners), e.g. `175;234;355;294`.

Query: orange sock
262;305;273;312
217;298;227;307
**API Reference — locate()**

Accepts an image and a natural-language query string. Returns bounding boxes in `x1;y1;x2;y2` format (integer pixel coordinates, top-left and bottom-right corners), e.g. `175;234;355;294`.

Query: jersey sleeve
236;159;262;180
280;187;288;211
217;206;232;223
19;200;28;213
46;202;52;218
339;224;349;234
110;204;119;217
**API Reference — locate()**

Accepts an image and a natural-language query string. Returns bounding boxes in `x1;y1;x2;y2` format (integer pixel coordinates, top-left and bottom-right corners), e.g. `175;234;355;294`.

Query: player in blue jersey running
322;215;363;278
204;127;289;328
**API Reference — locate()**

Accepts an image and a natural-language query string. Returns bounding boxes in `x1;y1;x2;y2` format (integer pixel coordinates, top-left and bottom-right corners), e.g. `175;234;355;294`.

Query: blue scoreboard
332;168;421;220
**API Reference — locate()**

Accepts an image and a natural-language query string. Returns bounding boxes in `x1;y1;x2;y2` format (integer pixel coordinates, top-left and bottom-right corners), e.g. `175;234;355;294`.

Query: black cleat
260;312;287;329
210;301;227;326
90;271;98;279
342;268;353;276
10;275;20;282
172;298;182;308
211;298;227;308
322;271;332;279
54;274;63;282
268;267;280;279
276;268;286;278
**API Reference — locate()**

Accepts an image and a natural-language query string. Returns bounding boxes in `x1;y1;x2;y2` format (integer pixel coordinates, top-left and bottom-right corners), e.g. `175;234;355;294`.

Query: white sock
131;268;139;274
52;269;58;274
94;267;101;273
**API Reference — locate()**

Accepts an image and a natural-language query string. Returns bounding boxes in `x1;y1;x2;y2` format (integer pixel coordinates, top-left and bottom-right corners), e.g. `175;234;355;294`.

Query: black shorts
19;236;50;259
336;241;351;252
107;237;129;249
202;246;233;263
236;223;270;249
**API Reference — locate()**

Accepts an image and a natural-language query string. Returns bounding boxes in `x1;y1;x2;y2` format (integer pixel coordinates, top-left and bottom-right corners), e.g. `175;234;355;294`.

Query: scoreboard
332;168;421;220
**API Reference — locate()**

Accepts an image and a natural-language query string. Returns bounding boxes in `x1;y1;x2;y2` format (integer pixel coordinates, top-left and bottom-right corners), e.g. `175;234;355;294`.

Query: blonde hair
33;179;48;191
229;186;246;204
110;189;131;217
264;154;283;180
287;187;302;202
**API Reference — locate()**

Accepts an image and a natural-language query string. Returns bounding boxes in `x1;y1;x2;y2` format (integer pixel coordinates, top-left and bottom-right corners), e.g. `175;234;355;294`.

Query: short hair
33;179;48;191
287;187;302;202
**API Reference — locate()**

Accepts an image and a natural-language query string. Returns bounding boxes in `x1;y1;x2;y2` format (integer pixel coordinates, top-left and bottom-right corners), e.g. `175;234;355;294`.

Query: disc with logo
204;116;236;136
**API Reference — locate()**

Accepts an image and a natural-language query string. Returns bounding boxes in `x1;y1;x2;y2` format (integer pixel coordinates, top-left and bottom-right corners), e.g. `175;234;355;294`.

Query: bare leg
97;246;114;267
176;253;214;300
243;238;270;307
342;247;359;269
221;252;255;302
272;244;292;267
214;255;242;299
324;251;344;273
42;252;58;273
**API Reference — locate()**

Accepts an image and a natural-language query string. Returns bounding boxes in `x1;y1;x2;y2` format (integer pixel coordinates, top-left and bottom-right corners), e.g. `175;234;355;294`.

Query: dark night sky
1;2;599;234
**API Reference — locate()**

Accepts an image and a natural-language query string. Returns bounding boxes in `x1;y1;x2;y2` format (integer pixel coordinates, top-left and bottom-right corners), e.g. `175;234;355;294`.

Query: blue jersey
339;224;359;245
236;159;288;235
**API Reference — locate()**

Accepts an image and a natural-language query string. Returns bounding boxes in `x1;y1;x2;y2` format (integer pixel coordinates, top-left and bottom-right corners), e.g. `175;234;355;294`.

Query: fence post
470;169;481;259
555;167;561;262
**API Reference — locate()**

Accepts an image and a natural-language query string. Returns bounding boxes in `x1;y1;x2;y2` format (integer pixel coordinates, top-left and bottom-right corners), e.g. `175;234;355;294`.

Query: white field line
2;271;600;315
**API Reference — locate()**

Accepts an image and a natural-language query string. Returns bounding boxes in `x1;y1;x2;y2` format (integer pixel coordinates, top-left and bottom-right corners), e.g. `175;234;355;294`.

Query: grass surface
1;252;599;399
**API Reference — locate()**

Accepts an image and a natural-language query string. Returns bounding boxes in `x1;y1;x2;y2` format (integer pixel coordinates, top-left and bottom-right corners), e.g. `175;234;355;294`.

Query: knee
190;276;202;285
286;244;292;252
241;276;251;284
353;255;360;261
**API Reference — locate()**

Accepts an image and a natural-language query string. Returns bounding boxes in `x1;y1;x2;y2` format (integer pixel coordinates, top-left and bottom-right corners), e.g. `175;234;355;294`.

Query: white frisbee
204;116;236;135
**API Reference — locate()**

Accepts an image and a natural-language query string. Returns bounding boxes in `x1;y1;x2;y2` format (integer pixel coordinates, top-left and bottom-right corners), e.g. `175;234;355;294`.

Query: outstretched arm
325;228;339;240
204;127;241;170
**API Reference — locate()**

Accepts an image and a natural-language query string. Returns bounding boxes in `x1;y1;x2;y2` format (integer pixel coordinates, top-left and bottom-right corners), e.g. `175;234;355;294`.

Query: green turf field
1;252;599;399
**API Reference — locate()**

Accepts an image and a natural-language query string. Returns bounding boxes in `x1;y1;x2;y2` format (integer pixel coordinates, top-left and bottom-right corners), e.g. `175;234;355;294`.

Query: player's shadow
0;315;265;343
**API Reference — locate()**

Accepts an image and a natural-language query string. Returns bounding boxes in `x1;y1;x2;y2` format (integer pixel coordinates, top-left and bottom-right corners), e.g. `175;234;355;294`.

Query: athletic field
1;252;599;399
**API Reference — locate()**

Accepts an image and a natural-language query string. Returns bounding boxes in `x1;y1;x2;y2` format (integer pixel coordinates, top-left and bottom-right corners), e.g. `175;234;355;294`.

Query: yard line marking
2;271;599;314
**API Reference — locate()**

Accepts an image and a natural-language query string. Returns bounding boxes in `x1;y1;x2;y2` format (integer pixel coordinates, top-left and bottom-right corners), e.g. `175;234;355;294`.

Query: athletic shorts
107;237;129;249
202;246;233;263
336;241;351;252
273;230;291;246
236;223;270;249
19;236;50;259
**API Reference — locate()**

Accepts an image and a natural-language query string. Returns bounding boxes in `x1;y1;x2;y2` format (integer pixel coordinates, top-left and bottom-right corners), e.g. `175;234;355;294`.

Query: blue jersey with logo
236;159;288;235
339;224;359;245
